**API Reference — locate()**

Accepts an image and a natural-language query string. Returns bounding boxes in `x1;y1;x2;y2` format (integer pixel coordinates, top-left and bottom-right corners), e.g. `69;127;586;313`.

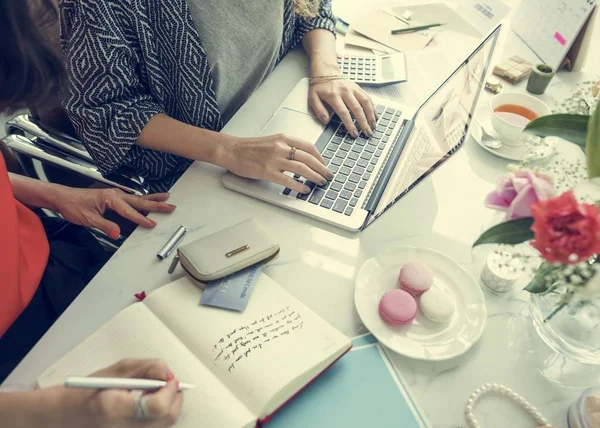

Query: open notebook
38;275;352;427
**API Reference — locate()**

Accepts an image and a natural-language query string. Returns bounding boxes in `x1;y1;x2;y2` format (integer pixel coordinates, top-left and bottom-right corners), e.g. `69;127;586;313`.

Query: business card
200;264;262;312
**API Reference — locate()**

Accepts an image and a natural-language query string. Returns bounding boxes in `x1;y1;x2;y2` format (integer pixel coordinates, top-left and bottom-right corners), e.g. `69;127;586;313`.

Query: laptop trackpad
260;108;324;143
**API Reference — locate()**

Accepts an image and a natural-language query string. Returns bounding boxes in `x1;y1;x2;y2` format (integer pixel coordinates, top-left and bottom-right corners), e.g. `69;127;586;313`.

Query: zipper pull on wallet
168;254;180;274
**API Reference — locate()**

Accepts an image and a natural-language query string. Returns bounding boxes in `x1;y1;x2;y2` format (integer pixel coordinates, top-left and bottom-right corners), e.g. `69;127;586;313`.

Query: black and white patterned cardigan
59;0;335;192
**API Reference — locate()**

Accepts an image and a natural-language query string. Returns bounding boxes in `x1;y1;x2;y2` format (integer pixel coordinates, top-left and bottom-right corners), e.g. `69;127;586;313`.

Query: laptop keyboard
283;105;403;216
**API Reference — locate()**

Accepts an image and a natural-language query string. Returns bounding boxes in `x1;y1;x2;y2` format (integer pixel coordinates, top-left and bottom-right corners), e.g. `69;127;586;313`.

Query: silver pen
157;226;187;260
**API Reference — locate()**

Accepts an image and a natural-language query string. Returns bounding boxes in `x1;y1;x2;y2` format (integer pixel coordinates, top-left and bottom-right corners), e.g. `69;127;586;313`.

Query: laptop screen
365;26;501;228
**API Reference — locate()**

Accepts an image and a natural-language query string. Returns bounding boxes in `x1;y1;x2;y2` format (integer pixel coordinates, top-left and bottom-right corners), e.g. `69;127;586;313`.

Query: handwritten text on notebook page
212;306;304;373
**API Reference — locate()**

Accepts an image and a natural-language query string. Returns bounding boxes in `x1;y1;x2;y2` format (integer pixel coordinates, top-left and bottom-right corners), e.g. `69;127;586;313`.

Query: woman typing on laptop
59;0;377;194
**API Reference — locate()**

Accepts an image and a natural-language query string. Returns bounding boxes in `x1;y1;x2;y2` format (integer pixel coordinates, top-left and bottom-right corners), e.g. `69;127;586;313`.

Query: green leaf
586;105;600;178
473;217;534;247
524;114;590;148
524;263;559;294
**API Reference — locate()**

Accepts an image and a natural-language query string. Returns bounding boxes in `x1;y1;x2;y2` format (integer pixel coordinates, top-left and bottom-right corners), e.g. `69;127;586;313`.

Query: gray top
186;0;285;123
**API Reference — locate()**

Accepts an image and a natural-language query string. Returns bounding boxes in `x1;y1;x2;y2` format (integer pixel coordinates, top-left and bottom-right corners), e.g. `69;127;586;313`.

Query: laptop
223;26;501;232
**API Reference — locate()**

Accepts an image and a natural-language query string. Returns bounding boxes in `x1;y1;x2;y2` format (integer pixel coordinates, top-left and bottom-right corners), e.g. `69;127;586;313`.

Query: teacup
489;92;551;147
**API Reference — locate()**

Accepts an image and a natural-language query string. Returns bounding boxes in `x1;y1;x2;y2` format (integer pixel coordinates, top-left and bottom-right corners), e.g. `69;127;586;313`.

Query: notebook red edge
255;342;353;428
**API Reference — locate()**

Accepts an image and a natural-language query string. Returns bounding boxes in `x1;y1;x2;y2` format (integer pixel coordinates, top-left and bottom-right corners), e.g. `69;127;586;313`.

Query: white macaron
419;287;455;323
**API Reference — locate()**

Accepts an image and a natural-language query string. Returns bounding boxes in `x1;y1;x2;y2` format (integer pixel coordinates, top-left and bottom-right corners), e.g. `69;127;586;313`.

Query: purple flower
485;171;554;220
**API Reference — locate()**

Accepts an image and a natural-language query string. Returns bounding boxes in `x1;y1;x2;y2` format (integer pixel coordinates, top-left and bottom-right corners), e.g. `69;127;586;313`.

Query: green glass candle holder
526;64;555;95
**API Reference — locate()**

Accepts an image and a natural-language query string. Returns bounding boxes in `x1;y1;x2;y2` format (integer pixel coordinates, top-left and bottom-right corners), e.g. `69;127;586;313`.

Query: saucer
471;117;557;162
354;247;487;361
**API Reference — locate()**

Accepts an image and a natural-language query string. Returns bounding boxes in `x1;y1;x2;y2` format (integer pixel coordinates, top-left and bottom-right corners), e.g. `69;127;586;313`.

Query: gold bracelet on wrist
309;74;346;85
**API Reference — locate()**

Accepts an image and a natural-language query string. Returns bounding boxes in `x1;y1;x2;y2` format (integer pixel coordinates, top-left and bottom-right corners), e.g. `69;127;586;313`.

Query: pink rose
485;171;554;220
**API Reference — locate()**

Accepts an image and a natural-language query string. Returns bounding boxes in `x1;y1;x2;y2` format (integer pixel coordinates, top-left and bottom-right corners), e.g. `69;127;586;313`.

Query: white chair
3;114;152;248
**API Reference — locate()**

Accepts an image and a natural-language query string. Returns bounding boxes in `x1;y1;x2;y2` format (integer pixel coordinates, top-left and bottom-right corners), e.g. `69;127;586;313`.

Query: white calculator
337;52;408;86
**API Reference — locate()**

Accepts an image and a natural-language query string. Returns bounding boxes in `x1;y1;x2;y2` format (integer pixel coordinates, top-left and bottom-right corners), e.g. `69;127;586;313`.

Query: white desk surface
6;2;599;427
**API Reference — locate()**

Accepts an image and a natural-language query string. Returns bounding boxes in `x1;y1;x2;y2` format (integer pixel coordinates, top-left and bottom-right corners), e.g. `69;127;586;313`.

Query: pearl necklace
465;383;554;428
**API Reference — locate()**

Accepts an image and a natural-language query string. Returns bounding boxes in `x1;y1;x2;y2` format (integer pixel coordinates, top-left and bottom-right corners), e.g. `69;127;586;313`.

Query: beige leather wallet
171;218;279;284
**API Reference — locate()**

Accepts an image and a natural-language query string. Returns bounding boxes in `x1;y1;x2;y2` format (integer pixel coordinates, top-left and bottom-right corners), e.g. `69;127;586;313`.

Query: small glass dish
568;387;600;428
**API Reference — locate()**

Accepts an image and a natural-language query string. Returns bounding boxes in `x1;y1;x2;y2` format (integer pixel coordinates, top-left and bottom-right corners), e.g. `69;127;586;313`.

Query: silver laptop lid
362;25;501;230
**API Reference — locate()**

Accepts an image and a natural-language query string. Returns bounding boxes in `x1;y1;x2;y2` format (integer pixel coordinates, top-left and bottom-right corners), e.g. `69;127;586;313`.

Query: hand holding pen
60;359;185;428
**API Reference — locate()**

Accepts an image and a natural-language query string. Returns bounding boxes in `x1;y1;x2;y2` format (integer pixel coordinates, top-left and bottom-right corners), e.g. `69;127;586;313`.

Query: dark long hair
0;0;65;114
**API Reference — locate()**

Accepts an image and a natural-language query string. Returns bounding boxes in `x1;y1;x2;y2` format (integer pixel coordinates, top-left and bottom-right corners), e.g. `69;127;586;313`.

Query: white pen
65;377;196;392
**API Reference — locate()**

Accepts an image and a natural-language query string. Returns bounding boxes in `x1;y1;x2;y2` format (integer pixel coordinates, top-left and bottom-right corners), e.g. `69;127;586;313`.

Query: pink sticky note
554;32;567;46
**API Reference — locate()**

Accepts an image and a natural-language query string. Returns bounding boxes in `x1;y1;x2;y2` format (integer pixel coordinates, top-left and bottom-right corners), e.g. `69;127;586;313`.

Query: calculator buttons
337;54;379;84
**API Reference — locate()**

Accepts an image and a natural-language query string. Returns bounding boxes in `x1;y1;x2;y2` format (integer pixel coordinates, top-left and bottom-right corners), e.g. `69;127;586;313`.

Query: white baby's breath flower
581;270;593;280
580;273;600;299
570;275;583;284
567;284;582;296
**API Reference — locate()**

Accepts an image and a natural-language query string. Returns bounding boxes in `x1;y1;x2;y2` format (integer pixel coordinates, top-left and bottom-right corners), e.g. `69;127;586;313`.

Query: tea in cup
489;93;551;146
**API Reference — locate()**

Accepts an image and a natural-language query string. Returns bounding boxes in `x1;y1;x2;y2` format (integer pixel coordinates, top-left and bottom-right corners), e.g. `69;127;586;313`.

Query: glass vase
529;283;600;365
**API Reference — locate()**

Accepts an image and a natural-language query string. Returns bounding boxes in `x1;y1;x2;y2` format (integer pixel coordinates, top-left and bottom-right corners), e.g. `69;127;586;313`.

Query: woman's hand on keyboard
308;79;377;138
222;134;334;194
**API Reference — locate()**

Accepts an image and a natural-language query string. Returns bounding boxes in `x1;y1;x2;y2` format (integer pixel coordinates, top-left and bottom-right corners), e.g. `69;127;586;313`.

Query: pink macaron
378;290;417;326
399;262;434;297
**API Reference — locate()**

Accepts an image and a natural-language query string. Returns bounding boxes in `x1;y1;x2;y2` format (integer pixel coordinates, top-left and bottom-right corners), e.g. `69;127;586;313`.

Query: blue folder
268;334;430;428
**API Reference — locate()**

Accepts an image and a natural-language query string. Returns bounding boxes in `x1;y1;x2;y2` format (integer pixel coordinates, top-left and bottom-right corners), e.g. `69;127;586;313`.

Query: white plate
354;247;487;361
471;117;556;162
